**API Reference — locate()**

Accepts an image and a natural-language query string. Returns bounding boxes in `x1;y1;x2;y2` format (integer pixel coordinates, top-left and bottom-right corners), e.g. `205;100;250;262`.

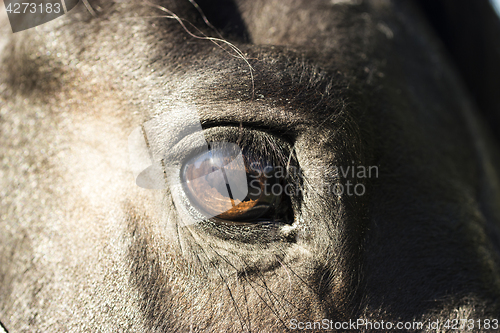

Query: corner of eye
280;223;298;238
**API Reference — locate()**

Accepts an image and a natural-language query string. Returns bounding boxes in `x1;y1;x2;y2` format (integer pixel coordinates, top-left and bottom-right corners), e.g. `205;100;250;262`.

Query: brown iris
182;143;281;222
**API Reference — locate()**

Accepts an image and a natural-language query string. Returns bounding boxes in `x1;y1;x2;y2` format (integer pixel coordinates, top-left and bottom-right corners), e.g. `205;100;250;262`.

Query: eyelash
175;125;294;176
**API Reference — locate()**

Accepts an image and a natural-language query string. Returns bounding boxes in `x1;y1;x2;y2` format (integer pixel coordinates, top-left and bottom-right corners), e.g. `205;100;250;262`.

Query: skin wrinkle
1;0;500;332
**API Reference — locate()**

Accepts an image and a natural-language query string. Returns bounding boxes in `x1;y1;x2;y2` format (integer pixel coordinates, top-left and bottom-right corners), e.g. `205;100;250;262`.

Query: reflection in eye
182;143;284;222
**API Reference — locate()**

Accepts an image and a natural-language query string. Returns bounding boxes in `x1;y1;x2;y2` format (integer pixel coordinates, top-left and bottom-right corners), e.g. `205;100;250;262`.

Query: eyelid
128;104;209;189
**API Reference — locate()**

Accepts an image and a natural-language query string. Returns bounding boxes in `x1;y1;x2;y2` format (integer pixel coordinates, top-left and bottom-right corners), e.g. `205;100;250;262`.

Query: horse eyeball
181;144;281;222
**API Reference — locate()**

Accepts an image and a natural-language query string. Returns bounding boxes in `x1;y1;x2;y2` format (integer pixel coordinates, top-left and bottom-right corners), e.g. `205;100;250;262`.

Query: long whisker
81;0;96;17
250;259;292;321
180;226;249;332
141;0;256;99
188;0;225;40
207;244;288;329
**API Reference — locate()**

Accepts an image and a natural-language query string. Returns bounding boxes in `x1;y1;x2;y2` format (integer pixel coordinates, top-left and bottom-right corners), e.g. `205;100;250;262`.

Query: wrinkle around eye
196;101;316;138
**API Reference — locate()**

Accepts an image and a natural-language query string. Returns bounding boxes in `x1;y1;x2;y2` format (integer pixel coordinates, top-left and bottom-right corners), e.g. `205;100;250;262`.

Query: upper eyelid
131;119;294;186
161;132;210;168
139;109;209;166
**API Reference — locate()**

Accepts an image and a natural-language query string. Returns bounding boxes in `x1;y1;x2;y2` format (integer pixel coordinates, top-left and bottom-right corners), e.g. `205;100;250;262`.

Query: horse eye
181;143;284;223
